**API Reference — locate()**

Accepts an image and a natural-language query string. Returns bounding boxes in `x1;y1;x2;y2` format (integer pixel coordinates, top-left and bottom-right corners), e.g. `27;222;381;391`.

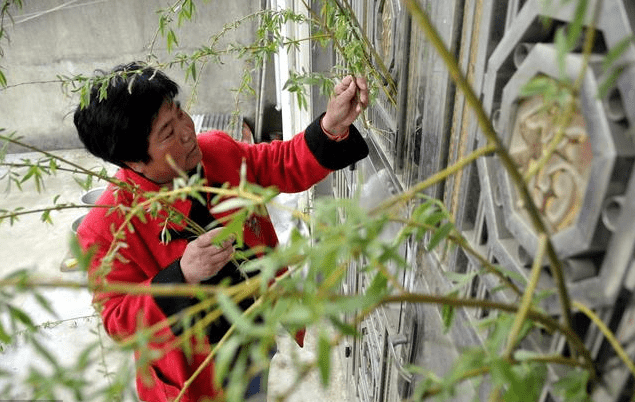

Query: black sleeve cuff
304;113;369;170
151;259;198;336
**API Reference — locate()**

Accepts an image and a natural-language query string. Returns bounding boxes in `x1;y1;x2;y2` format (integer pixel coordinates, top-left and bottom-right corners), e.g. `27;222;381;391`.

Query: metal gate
312;0;635;400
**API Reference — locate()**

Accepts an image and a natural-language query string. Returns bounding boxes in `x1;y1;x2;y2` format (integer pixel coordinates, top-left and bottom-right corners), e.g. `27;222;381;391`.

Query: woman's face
127;100;202;186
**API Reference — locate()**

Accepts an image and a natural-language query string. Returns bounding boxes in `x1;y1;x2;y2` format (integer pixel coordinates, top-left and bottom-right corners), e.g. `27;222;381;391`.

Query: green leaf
442;348;486;391
73;174;93;191
76;342;96;370
40;209;53;224
310;246;338;278
213;336;241;388
441;290;458;334
488;358;546;402
555;27;568;79
211;198;256;214
602;35;635;72
177;0;195;25
489;265;527;287
217;292;268;338
484;313;515;354
167;29;179;52
520;76;556;98
598;64;626;100
5;268;29;283
281;303;313;326
0;321;11;344
367;271;388;299
226;349;250;402
269;297;292;320
412;373;438;400
33;292;58;319
317;330;331;386
566;0;587;50
20;165;36;183
49;158;58;174
7;305;35;330
325;293;375;315
422;211;449;227
489;359;522;402
69;235;94;272
158;13;168;36
211;211;247;248
513;349;542;361
553;369;591;402
30;337;60;368
188;62;197;82
328;315;359;337
443;270;478;286
427;222;453;251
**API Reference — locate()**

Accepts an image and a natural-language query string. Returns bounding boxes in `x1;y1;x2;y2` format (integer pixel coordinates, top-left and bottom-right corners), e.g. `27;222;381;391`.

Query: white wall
0;0;259;152
272;0;312;140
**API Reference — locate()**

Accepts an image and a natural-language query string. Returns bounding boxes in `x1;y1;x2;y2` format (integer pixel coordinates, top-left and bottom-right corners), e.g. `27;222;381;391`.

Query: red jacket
77;116;368;401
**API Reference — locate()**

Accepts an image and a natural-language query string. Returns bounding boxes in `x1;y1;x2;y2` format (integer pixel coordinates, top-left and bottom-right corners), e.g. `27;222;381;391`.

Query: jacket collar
114;168;194;232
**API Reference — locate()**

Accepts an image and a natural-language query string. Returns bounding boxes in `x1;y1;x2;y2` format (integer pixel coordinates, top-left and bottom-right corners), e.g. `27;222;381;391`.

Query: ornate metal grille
318;0;635;400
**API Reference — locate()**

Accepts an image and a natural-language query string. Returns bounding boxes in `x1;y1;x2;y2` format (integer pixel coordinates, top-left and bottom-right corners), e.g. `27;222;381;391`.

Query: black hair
73;62;179;167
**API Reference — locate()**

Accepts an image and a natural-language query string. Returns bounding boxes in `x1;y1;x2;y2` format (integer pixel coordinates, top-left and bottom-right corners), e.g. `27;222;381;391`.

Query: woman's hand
180;228;235;284
321;76;369;136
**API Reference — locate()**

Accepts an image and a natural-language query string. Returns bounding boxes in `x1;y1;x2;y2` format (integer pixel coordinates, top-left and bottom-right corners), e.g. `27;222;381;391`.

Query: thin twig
380;292;591;365
0;133;117;185
505;233;548;358
372;144;496;215
573;301;635;378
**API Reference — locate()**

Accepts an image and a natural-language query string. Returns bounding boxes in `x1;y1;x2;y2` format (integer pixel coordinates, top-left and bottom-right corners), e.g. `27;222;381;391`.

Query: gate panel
317;0;635;400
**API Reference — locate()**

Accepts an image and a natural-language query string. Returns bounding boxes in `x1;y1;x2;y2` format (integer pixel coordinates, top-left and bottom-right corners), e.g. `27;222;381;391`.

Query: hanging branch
505;233;549;358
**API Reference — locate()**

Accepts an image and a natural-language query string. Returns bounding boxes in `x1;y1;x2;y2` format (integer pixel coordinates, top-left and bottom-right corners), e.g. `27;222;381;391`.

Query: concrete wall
0;0;261;152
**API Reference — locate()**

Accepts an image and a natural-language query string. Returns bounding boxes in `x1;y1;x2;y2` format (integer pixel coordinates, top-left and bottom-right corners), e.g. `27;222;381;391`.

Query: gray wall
0;0;260;153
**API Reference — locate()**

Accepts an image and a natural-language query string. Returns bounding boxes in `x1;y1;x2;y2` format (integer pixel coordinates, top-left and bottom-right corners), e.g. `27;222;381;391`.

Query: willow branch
573;0;602;91
409;352;584;400
380;292;591;367
0;204;113;223
302;0;397;106
0;133;116;185
372;144;496;215
391;216;522;296
505;233;548;358
146;0;186;57
573;301;635;378
335;0;398;94
173;267;299;401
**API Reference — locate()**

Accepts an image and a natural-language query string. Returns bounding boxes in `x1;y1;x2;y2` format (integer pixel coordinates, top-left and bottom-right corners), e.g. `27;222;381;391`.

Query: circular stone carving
509;91;593;234
375;0;397;72
493;44;631;259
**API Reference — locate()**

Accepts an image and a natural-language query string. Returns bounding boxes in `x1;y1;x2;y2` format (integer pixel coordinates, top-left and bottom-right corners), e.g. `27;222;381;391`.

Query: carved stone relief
509;92;593;234
374;0;397;73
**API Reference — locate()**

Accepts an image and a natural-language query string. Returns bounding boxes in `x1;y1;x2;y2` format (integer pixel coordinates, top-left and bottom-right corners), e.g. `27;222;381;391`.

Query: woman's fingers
195;227;234;248
181;228;236;283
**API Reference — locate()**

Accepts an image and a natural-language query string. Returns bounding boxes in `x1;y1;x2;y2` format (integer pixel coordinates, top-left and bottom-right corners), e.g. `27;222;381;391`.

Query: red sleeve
197;115;369;192
78;206;179;343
